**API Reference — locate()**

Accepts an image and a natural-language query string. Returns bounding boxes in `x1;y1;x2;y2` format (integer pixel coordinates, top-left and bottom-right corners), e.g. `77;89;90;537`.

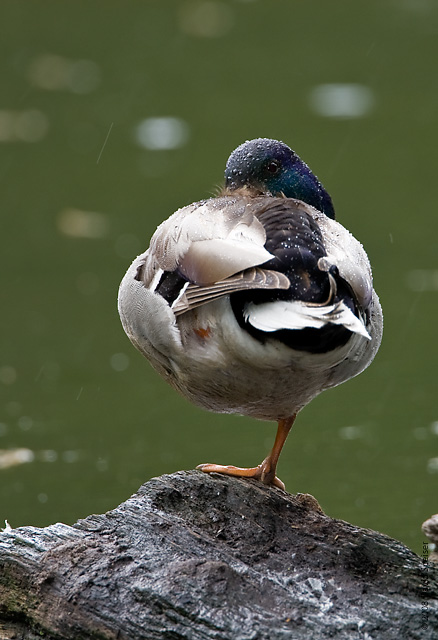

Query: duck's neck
280;166;335;220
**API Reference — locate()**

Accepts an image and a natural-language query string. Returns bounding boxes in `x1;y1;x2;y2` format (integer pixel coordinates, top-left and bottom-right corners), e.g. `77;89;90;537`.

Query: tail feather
244;299;370;340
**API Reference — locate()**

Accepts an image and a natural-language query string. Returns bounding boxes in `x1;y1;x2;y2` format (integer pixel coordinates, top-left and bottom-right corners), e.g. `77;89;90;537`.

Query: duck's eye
266;160;280;174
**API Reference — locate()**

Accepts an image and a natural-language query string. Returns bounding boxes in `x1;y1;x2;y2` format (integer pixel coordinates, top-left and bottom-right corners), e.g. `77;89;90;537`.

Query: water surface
1;1;437;554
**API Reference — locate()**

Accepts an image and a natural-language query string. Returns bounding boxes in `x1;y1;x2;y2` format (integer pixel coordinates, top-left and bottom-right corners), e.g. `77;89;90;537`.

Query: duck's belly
166;298;372;421
169;357;322;420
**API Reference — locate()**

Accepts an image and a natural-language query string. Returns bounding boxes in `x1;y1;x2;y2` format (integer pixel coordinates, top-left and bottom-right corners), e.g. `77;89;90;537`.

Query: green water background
1;0;437;554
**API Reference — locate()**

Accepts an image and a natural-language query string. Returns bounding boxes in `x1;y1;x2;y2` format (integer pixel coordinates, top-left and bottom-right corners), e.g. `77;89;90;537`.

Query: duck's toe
196;462;285;490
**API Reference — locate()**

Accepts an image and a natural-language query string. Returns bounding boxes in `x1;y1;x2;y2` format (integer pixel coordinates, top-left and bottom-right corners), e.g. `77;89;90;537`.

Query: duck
118;138;383;490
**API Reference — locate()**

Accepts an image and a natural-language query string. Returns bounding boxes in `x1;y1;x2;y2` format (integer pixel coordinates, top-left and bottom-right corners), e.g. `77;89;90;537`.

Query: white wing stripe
245;300;371;339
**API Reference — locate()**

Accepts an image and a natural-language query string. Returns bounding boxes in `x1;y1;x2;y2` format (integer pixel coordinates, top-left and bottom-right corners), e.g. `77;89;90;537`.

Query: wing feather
172;267;290;316
149;196;272;284
245;299;371;339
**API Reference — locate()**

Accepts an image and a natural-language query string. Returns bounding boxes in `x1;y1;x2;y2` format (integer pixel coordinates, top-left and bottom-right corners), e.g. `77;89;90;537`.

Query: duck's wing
172;267;290;315
230;198;375;344
136;194;291;314
244;298;370;339
313;211;373;311
138;194;375;343
149;195;274;284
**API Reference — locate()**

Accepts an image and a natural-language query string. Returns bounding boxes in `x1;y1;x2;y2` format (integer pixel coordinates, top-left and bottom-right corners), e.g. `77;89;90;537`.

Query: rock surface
0;470;437;639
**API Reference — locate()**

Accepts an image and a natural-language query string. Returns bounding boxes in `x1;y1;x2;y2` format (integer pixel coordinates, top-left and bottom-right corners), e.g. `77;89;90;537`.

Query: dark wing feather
172;267;290;316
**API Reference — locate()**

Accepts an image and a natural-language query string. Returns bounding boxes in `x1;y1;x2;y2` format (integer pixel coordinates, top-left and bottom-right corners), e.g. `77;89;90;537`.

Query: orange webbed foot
196;462;285;490
196;416;296;492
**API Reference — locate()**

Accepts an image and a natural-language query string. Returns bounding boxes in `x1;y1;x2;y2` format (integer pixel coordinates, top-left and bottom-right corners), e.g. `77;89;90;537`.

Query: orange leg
197;414;296;490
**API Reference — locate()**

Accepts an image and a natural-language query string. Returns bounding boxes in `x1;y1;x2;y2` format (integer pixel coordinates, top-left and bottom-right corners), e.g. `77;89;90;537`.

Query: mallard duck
118;138;383;490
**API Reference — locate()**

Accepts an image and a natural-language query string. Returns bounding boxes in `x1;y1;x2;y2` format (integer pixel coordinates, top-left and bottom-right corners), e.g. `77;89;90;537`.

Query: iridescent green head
224;138;335;219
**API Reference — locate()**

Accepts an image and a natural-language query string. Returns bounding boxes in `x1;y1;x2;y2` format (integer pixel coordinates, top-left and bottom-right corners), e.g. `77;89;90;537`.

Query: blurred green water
1;0;437;554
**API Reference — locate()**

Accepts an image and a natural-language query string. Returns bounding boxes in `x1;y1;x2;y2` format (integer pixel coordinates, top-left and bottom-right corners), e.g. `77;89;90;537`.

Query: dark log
1;470;437;639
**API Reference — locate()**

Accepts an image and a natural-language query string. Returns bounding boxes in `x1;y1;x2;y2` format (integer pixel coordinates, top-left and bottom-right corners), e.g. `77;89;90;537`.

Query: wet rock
0;470;437;639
